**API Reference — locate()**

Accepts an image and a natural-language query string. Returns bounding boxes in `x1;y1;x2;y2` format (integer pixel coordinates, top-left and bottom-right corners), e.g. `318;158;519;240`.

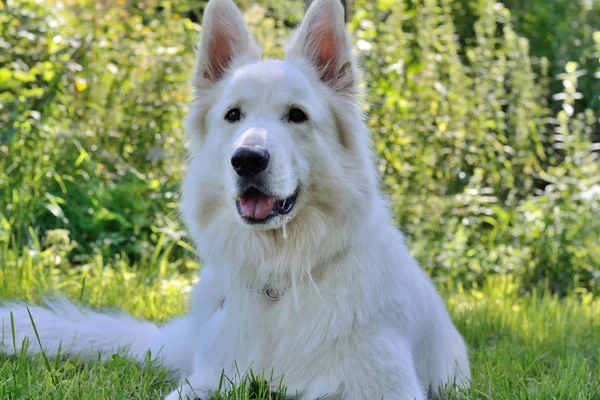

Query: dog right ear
193;0;261;91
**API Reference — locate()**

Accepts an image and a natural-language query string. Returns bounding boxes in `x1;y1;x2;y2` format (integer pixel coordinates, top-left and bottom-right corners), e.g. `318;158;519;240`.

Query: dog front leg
188;265;226;326
303;333;426;400
164;352;226;400
164;302;229;400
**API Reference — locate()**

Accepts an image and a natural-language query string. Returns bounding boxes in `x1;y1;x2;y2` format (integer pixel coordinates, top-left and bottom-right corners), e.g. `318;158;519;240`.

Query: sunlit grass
1;254;598;399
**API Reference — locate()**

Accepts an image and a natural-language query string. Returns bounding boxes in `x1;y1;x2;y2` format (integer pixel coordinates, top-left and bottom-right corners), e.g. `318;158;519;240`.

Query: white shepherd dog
0;0;470;398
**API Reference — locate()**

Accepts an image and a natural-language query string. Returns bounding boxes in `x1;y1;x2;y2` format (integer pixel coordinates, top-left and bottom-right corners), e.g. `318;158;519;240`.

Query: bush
353;0;599;293
1;0;598;294
0;0;195;264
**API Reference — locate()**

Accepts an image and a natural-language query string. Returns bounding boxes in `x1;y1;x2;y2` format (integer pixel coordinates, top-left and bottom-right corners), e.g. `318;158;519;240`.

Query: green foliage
352;0;600;294
0;0;195;264
502;0;600;114
447;0;600;116
0;0;598;293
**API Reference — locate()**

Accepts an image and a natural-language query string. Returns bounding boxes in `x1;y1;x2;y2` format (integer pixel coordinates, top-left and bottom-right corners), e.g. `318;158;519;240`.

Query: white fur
0;0;470;399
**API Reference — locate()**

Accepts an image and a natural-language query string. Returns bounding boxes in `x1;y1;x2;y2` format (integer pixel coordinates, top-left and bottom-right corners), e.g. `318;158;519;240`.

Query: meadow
1;0;599;398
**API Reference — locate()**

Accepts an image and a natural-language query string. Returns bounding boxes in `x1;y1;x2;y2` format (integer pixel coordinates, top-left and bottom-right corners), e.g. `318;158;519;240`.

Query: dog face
182;0;372;253
210;60;318;230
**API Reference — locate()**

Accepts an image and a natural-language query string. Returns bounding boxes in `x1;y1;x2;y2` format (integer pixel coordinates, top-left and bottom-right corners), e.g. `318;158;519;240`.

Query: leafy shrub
353;0;599;293
1;0;195;263
502;0;600;116
1;0;598;294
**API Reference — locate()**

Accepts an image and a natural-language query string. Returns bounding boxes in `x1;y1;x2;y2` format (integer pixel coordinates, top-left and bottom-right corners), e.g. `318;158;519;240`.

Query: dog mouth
235;187;298;224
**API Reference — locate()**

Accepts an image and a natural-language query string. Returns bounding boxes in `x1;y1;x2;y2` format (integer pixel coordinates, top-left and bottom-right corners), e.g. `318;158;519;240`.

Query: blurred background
1;0;599;304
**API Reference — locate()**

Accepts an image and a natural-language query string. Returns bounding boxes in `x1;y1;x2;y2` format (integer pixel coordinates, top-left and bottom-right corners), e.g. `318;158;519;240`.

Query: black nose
231;146;270;177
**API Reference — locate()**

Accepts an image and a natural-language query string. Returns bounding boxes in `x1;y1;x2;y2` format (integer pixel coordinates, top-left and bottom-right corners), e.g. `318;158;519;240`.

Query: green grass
1;259;599;399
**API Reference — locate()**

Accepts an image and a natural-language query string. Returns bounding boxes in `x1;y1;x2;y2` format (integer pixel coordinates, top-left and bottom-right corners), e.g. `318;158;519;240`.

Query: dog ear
286;0;355;93
193;0;261;90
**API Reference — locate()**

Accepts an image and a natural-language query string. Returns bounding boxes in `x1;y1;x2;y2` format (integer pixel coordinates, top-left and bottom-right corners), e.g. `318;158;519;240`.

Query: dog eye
287;108;308;123
225;108;242;123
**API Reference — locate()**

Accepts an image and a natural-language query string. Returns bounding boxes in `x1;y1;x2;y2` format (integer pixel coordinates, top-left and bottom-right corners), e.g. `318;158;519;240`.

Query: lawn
1;0;599;398
1;264;599;399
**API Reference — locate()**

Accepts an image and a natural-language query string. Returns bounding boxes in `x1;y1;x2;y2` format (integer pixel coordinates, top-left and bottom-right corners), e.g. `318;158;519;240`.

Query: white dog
0;0;470;398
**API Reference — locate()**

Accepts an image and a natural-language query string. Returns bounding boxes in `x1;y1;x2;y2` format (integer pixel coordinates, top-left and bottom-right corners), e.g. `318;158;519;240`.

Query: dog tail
0;299;194;376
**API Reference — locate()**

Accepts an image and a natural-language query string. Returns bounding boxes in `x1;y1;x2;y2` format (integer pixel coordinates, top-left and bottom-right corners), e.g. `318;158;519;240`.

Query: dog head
182;0;378;265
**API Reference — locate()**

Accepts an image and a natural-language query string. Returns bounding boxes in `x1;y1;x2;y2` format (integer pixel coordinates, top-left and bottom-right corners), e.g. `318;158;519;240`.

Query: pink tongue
240;193;275;219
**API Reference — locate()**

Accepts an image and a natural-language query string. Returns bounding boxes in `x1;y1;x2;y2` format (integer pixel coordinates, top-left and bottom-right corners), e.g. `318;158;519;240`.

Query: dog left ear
286;0;355;93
